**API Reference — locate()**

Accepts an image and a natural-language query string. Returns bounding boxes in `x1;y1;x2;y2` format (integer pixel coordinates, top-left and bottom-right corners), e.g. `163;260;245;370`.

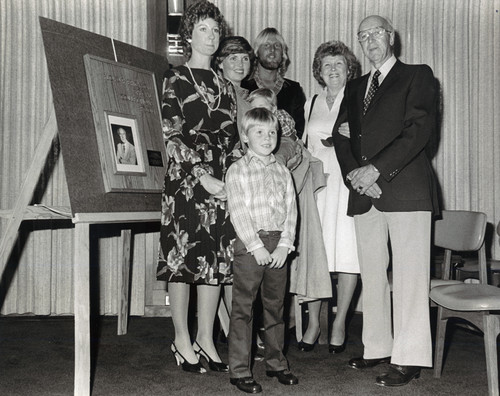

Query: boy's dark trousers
228;231;289;378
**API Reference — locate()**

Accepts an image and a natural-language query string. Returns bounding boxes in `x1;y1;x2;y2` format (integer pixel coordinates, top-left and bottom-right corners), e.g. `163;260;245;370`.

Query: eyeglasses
357;26;391;42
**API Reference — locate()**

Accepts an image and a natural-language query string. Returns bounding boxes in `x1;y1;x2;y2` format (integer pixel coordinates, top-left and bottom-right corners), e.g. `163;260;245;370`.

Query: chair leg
433;306;448;378
483;315;500;396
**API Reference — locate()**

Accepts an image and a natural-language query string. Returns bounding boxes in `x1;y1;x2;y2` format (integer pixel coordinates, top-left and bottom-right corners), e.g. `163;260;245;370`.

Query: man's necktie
363;69;381;115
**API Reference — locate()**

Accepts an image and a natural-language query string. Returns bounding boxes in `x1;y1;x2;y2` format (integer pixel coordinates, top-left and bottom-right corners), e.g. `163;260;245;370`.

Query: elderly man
242;27;306;137
332;15;438;387
116;127;137;165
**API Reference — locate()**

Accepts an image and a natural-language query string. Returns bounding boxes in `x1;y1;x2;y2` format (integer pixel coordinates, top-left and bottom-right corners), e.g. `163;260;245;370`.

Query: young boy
226;108;298;394
247;88;303;170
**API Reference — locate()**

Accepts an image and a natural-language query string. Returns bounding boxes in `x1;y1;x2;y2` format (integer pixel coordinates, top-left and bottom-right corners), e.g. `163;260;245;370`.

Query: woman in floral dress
156;1;238;374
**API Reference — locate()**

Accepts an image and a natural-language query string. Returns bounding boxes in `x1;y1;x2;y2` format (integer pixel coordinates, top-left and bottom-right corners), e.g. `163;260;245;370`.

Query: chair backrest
434;210;488;282
434;210;487;251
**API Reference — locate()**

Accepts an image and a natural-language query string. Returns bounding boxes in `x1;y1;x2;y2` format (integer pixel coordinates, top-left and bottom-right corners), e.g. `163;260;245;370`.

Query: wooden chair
430;210;488;288
454;221;500;286
388;210;468;293
429;210;500;396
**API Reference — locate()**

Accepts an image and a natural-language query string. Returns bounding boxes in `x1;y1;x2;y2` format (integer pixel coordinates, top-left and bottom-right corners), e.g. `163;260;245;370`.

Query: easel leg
0;109;57;277
118;229;131;335
74;222;90;396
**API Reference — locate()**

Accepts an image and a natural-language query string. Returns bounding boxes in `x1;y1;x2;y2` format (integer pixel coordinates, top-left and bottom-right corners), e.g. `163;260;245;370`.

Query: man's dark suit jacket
332;60;439;216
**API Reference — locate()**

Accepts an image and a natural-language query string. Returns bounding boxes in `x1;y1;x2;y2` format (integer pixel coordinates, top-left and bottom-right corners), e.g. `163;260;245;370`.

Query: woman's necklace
326;93;337;106
185;62;222;112
326;90;340;109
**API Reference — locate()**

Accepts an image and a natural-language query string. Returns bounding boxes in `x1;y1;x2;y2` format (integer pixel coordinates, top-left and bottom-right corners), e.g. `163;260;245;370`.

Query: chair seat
430;284;500;311
430;278;463;288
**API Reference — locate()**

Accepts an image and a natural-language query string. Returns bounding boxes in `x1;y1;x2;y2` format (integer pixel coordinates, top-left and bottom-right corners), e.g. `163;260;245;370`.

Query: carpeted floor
0;311;493;395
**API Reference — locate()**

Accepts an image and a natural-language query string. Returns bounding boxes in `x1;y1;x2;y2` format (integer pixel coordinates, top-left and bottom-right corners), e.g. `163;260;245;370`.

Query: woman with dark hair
298;41;362;354
156;0;238;374
213;36;255;138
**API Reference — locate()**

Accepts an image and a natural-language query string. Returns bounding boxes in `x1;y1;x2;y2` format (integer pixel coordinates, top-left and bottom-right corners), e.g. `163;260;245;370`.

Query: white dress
303;87;359;274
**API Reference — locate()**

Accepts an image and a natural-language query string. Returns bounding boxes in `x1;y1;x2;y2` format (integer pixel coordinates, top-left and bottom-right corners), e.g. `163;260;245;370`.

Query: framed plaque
84;54;166;193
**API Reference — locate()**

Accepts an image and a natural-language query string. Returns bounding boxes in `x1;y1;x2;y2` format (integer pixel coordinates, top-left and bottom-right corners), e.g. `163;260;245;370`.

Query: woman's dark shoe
297;332;320;352
329;340;346;354
254;343;265;362
170;342;207;374
193;341;229;372
297;340;316;352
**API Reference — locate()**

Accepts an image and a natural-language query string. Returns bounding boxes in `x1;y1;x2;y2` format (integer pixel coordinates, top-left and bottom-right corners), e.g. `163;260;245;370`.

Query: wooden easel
0;108;162;395
0;107;231;395
2;18;231;395
72;212;160;395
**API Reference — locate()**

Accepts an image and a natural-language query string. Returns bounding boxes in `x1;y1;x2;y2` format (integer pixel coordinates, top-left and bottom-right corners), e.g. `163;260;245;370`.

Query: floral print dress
156;65;239;284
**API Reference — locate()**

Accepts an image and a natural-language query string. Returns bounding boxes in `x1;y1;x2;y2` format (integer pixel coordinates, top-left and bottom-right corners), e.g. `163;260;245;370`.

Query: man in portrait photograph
115;126;137;165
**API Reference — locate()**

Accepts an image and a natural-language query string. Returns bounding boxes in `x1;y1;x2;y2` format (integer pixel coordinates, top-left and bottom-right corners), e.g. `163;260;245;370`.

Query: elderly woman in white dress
298;41;361;354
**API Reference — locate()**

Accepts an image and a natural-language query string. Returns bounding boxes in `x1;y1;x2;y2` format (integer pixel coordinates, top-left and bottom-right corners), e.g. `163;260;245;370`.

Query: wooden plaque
84;55;166;193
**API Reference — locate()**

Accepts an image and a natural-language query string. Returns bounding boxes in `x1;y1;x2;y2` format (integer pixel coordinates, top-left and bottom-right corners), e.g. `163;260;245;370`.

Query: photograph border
106;112;146;175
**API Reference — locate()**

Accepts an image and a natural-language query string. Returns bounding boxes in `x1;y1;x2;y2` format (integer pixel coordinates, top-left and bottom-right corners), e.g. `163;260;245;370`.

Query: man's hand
363;182;382;199
269;246;289;269
347;164;381;196
253;247;272;266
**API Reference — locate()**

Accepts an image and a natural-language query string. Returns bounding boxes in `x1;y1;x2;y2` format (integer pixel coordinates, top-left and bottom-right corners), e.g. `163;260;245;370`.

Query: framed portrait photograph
107;113;145;174
84;54;167;193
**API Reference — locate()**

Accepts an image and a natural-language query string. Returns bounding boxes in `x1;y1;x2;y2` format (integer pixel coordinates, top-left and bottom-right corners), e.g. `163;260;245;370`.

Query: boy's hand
253;247;272;266
269;246;289;268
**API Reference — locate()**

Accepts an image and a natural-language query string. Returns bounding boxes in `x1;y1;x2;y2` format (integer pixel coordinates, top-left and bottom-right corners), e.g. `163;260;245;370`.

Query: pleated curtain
214;0;500;258
1;0;499;315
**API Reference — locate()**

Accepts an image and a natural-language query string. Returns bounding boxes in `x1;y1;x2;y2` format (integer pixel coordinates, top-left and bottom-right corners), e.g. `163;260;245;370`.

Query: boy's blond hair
247;88;277;107
241;107;279;136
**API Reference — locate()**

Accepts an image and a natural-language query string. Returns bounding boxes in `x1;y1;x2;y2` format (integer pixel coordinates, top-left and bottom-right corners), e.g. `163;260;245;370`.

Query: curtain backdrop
214;0;500;258
1;0;499;315
0;0;155;315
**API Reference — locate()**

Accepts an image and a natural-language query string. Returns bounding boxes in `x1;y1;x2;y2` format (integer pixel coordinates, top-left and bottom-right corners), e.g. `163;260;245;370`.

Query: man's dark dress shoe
266;369;299;385
230;377;262;393
376;365;421;387
348;356;391;369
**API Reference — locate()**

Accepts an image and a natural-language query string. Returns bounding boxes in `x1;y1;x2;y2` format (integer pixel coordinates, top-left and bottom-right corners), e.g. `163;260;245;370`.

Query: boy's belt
257;230;281;237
